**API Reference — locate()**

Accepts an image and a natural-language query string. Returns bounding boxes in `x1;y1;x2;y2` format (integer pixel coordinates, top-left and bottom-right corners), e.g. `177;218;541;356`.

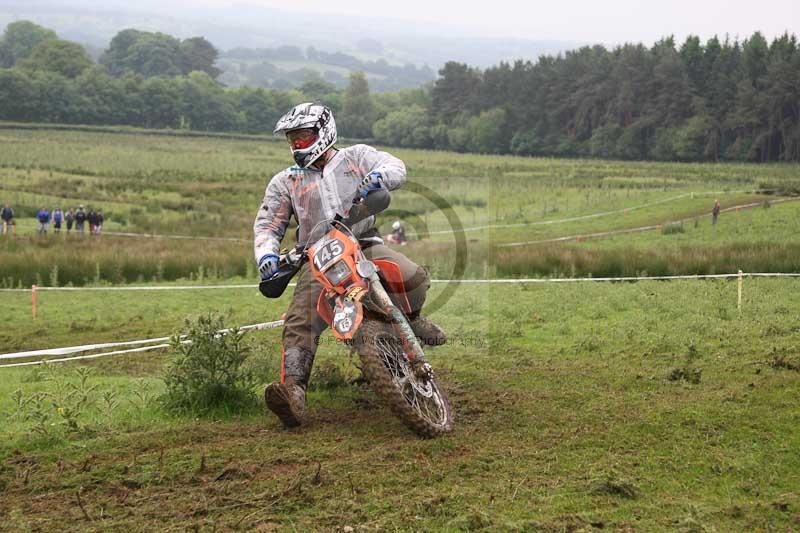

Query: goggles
286;128;318;150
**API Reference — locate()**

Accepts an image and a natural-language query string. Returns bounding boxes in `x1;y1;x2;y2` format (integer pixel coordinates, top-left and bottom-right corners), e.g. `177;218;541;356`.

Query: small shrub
8;365;110;438
309;360;350;391
661;222;684;235
162;314;258;413
667;366;702;384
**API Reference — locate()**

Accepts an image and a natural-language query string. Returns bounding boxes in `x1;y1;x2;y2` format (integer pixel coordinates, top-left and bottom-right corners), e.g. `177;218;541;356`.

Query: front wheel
355;320;454;437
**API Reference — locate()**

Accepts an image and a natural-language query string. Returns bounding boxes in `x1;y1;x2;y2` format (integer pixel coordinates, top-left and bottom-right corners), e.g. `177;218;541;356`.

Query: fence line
0;284;259;292
2;271;800;293
2;273;799;367
437;273;800;283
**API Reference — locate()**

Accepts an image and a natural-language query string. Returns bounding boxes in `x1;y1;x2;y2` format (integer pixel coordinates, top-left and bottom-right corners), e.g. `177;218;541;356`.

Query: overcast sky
178;0;797;45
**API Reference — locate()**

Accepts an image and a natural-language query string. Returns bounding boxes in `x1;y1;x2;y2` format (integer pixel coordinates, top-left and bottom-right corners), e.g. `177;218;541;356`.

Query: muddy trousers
280;244;429;387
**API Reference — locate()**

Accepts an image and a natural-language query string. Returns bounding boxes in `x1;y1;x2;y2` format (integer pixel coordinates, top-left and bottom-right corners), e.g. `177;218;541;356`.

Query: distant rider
386;220;407;245
254;103;446;428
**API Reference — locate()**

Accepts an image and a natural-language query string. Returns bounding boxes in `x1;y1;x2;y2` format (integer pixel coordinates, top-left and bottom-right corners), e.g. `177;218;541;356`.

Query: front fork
366;271;433;380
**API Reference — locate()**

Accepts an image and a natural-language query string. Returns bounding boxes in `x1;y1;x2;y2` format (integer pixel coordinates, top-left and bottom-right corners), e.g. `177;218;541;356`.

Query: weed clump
668;367;702;384
668;342;703;384
590;472;640;499
163;314;258;413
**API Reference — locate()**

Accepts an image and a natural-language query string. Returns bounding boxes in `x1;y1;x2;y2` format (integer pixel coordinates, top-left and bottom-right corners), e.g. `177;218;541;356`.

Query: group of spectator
0;204;105;235
35;205;104;235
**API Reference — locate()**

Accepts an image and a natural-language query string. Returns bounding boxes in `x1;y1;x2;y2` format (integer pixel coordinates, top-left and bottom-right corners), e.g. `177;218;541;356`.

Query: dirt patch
215;466;253;482
769;355;800;372
590;474;639;499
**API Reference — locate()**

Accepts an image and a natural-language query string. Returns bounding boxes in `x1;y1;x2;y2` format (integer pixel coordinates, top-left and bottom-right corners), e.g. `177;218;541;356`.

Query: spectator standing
75;205;86;234
1;204;14;234
36;207;51;234
712;199;721;226
65;208;75;232
53;207;63;233
88;208;97;234
95;210;104;234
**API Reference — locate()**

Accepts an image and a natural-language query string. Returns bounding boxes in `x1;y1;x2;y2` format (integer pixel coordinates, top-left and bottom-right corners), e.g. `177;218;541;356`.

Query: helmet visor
286;128;318;150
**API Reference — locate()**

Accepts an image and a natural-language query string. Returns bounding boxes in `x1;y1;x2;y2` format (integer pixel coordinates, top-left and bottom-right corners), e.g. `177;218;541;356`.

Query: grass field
2;279;800;530
2;125;800;529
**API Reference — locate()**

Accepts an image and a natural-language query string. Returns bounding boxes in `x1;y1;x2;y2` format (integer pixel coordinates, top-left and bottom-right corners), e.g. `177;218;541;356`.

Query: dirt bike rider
387;220;407;245
254;103;446;428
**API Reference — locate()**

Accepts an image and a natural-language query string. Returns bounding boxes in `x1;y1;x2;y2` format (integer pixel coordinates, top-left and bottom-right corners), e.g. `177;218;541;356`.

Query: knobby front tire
355;320;453;438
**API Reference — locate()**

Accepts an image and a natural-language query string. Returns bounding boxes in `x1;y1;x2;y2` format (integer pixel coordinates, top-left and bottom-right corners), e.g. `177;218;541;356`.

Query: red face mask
287;128;318;150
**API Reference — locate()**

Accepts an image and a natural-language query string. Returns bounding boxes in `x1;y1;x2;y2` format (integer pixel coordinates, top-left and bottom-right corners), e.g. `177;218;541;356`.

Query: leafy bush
162;314;258;413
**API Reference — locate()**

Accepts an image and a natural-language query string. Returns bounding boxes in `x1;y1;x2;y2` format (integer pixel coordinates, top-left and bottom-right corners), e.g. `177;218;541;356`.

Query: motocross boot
264;376;306;428
408;312;447;346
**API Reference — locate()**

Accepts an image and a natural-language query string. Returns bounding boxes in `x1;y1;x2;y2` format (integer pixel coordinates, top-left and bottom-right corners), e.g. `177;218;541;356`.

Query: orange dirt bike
259;191;453;437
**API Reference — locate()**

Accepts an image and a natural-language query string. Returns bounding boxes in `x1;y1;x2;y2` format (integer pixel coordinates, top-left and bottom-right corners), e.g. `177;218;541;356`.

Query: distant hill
0;0;578;91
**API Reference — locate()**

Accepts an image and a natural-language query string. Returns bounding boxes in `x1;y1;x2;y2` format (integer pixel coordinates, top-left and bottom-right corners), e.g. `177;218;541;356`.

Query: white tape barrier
3;269;800;294
431;273;800;283
0;320;285;367
427;188;783;235
1;336;178;360
499;197;800;247
0;284;258;292
2;274;799;367
0;344;172;368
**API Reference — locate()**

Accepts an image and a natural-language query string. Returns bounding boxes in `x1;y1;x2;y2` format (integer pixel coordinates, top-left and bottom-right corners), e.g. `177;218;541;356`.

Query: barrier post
737;270;743;313
31;284;38;319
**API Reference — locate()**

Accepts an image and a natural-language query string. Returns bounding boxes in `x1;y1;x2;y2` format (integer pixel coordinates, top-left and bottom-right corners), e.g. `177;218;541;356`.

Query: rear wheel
355;320;453;437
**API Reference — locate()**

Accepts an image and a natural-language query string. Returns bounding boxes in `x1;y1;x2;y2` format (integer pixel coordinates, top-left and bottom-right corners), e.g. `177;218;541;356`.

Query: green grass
2;124;800;528
2;279;799;529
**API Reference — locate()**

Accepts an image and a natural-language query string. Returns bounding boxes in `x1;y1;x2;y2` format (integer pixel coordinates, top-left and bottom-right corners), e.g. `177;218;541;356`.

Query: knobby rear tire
354;320;454;438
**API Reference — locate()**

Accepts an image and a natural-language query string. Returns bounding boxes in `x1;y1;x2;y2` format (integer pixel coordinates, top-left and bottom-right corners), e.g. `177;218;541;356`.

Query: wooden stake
31;284;37;320
737;270;743;313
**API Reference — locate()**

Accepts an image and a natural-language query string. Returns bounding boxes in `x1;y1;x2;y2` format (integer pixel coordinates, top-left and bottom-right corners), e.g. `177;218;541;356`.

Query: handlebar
259;188;391;298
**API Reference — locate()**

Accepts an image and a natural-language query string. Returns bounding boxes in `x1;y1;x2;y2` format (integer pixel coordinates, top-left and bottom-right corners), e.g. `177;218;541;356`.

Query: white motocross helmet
273;103;337;168
392;221;401;230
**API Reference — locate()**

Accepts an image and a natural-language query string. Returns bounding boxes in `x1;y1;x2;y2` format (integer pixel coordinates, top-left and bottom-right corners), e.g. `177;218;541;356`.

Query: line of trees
0;21;410;136
402;33;800;162
1;20;798;162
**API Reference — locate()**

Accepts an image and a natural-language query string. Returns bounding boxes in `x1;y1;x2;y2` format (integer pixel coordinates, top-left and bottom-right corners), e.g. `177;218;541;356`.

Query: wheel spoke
373;331;448;428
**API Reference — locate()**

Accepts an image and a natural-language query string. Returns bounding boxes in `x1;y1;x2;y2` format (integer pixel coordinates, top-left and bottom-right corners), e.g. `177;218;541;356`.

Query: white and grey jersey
253;144;406;262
